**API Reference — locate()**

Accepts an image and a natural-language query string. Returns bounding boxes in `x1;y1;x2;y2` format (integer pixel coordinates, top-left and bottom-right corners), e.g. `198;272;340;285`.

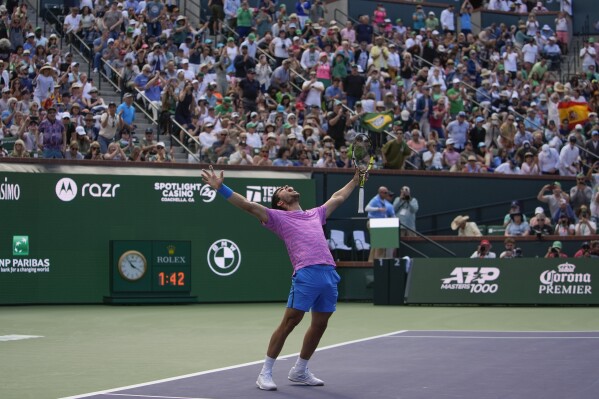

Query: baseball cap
480;239;491;246
552;241;562;249
535;206;544;215
75;126;86;136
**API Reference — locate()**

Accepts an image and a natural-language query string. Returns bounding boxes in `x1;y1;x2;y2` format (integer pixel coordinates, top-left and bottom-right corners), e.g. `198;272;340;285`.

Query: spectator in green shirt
531;59;548;79
236;2;253;39
215;96;233;115
425;12;439;31
447;78;465;117
382;133;412;169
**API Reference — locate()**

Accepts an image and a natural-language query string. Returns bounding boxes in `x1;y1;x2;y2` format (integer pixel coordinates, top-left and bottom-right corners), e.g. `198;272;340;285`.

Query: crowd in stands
0;0;597;175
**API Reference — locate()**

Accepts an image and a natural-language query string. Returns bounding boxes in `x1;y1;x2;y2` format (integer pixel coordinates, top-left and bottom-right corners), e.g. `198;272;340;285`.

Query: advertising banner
405;258;599;305
0;168;315;304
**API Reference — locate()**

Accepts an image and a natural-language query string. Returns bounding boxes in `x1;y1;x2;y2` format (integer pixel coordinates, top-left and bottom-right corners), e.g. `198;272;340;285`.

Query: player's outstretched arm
202;166;269;223
324;169;360;218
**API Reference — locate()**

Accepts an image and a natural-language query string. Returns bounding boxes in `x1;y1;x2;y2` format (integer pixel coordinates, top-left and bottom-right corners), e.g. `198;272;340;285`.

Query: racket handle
358;187;365;214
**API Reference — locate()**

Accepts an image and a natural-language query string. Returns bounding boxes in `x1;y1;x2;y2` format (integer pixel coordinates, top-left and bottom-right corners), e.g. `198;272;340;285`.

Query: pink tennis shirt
263;205;335;273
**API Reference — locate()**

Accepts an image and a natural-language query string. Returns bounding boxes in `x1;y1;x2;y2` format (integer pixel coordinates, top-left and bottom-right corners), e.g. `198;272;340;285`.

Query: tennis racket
352;133;375;214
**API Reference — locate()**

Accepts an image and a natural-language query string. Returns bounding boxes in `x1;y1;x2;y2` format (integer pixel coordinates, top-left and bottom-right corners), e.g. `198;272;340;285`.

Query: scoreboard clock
105;240;197;304
118;250;147;281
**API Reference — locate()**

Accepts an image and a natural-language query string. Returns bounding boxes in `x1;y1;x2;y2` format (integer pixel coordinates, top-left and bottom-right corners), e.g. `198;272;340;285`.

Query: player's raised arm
324;169;360;218
202;166;269;223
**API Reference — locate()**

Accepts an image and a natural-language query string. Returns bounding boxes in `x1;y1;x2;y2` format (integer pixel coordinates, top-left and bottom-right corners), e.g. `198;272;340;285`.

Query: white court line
387;335;599;339
402;329;599;333
107;394;214;399
0;334;43;342
59;330;408;399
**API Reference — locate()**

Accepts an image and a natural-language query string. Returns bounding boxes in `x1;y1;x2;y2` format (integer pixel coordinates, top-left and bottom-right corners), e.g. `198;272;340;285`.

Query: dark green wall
322;170;567;235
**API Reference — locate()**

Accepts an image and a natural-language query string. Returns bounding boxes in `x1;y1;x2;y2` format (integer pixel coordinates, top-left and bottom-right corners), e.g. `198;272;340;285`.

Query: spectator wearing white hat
537;144;559;175
442;138;460;169
148;141;172;162
544;37;562;68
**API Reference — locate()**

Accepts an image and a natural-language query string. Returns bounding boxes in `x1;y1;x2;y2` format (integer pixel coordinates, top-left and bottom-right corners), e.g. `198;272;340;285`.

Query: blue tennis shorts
287;265;341;313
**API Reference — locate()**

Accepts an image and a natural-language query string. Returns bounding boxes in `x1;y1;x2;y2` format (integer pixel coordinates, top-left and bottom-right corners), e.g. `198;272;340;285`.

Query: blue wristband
217;184;233;199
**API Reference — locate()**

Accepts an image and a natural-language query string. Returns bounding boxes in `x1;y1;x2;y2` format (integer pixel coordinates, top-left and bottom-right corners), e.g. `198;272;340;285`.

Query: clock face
118;251;148;281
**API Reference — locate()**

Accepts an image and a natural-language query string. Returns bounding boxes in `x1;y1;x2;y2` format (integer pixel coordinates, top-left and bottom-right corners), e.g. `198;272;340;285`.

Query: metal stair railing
333;8;360;27
169;118;202;163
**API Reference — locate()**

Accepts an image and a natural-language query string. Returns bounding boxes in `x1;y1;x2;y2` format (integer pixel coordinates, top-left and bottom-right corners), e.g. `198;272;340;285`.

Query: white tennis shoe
256;373;277;391
288;367;325;386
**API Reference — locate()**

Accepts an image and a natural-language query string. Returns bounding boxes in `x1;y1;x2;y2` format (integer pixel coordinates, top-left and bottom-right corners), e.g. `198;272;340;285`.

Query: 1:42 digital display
158;271;185;286
154;270;190;291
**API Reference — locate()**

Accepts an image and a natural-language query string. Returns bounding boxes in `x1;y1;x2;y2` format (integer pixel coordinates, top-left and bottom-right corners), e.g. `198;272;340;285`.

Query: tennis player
202;166;360;391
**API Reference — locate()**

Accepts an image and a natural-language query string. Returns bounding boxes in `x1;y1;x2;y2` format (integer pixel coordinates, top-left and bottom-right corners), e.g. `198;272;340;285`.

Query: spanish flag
558;101;591;130
360;111;394;133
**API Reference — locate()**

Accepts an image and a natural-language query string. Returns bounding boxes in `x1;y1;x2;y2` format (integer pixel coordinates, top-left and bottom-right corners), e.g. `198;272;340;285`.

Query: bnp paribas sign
0;236;51;274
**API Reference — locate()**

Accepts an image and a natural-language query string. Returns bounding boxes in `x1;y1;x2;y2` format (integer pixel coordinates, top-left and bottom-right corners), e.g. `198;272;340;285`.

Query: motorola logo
55;178;121;201
55;178;78;202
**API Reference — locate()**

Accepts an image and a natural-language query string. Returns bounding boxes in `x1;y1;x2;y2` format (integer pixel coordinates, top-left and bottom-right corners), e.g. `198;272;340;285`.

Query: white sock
294;357;309;373
261;356;276;375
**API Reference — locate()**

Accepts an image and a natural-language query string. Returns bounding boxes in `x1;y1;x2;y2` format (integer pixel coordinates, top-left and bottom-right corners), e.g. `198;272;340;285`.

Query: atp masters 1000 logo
207;239;241;276
440;267;501;294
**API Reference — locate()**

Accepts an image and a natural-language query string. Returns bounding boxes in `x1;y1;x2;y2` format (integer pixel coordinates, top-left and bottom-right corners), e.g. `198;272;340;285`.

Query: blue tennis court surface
62;330;599;399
